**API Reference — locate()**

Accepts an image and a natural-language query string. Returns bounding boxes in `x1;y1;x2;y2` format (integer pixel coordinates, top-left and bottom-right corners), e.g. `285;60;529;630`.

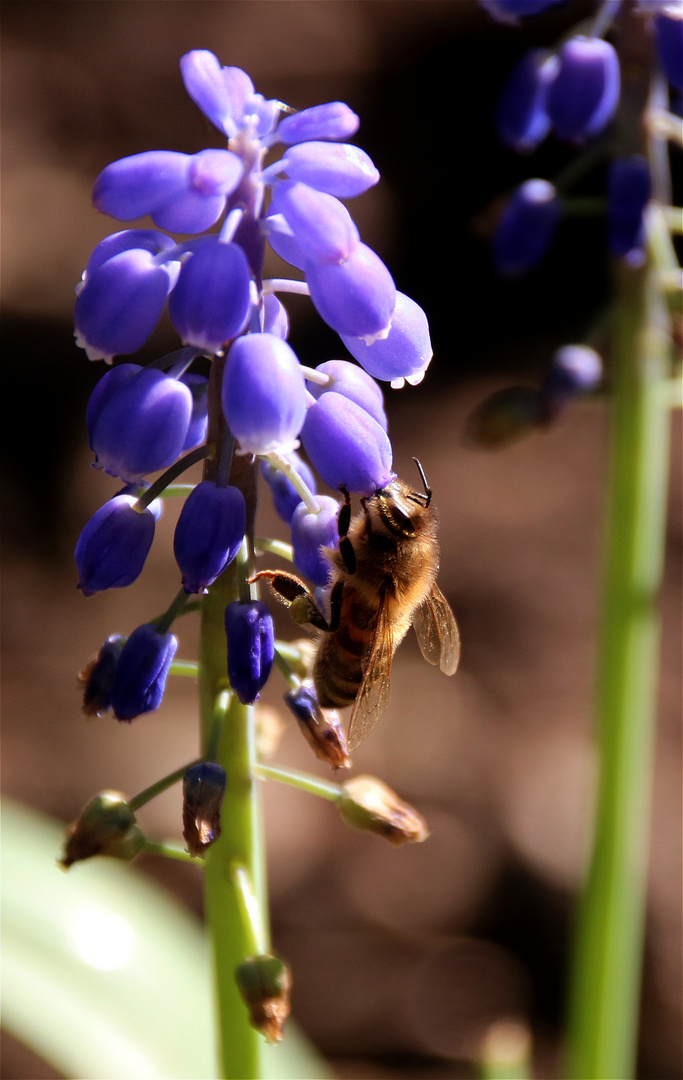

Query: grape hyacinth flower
607;156;652;267
547;36;621;143
496;50;559;154
69;48;451;1068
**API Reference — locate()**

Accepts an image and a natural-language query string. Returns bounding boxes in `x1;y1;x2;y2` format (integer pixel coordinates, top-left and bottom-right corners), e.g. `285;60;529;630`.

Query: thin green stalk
141;839;203;864
199;357;266;1080
254;762;343;802
566;259;673;1078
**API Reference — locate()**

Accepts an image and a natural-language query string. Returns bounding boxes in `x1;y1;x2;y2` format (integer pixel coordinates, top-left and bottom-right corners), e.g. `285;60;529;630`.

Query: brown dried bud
182;762;226;858
338;775;429;845
284;685;350;770
60;791;142;868
235;954;292;1042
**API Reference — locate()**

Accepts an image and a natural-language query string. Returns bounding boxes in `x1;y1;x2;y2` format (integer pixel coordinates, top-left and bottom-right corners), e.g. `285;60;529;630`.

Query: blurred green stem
566;256;673;1078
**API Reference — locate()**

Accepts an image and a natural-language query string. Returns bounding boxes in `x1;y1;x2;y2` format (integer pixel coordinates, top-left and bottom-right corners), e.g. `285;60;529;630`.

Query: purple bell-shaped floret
305;242;396;339
90;366;193;482
169;238;252;354
271;182;360;263
81;229;176;284
225;601;275;704
496;49;559;153
539;345;603;421
547;36;620;143
180;51;256;136
93;149;243;234
290;496;340;586
301;392;393;496
493;179;562;276
276;102;360;145
655;6;683;92
277;142;379;198
607;156;651;267
74;248;176;362
109;623;178;721
340;292;432;384
262;294;290;339
306;360;387;429
86;363;143;449
173;481;246;593
222;333;307;456
75;494;156;596
260;452;317;525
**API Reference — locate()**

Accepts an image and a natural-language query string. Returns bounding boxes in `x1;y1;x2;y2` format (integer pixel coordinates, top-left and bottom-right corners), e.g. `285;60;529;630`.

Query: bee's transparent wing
413;583;461;676
347;590;394;751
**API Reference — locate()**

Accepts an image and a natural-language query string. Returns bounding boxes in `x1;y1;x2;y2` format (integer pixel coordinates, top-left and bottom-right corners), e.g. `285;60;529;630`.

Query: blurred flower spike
60;791;143;868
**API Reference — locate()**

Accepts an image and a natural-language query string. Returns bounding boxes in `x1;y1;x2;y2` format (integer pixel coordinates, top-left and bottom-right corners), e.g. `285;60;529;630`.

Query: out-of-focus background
2;2;681;1078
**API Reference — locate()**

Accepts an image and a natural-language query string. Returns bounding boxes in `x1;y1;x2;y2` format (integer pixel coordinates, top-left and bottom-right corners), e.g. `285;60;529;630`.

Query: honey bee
253;459;460;750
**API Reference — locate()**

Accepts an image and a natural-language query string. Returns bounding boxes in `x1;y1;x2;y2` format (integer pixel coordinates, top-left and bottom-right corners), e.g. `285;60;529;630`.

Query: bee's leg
337;486;357;575
249;570;330;632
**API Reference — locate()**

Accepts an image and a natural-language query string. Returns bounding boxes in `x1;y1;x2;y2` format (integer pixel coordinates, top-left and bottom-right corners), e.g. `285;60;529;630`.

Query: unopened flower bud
272;182;360;263
169;237;252;353
173;481;246;593
225;601;275;704
182;761;227;857
79;634;126;716
496;49;558;154
276;101;360;144
75;494;156;596
60;791;143;868
547;36;620;143
235;954;292;1042
340;292;432;385
655;6;683;92
608;156;651;267
305;242;395;339
109;623;178;721
306;360;387;428
290;496;339;586
302;392;393;496
338;775;429;845
284;685;351;769
90;366;193;482
181;372;209;451
278;142;379;198
538;345;602;421
479;0;567;22
493;179;561;277
222;333;307;456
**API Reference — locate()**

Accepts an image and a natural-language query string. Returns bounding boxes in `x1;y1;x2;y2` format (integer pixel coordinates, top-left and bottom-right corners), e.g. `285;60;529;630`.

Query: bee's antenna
412;457;432;507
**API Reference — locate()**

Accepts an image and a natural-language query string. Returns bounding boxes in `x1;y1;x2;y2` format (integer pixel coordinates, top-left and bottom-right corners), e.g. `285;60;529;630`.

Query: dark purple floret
168;237;252;354
80;635;126;717
75;495;156;596
493;179;562;277
109;623;178;721
607;156;651;266
547;36;620;143
90;367;193;482
225;601;274;704
655;7;683;92
496;50;558;153
173;481;246;593
479;0;567;22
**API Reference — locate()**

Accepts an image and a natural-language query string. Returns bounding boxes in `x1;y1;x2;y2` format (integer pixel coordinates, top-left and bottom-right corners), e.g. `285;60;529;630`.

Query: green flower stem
273;648;301;690
200;356;266;1080
128;761;202;812
161;483;197;498
254;536;293;561
141;838;203;864
232;864;268;954
565;255;673;1079
254;762;343;803
169;659;200;678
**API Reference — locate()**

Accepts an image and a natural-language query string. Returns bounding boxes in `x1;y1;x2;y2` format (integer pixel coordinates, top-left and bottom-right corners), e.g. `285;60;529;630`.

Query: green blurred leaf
1;799;331;1080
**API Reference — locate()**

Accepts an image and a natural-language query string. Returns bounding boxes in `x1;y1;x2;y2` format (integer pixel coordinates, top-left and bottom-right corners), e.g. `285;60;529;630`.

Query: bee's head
368;459;433;538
